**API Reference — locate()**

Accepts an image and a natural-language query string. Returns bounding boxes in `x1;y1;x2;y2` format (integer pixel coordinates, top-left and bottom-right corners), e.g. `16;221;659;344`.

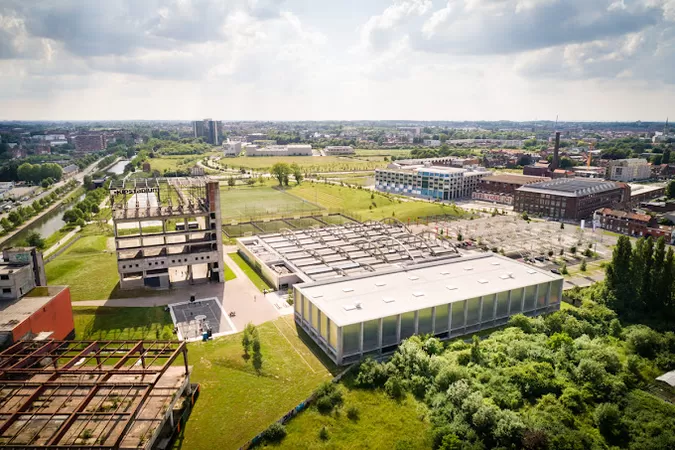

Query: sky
1;0;674;122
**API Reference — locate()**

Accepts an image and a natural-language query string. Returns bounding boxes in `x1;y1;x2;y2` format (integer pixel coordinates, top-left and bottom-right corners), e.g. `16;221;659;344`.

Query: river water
106;159;130;175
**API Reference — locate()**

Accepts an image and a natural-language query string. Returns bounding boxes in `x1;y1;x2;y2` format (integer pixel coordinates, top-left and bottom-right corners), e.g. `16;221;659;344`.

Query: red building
73;133;105;153
472;173;549;205
595;208;674;241
0;286;74;346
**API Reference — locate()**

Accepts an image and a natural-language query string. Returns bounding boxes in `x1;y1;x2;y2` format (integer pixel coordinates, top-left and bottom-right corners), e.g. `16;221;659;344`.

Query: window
0;275;9;280
363;319;379;351
482;294;495;322
400;311;416;339
342;323;361;355
509;288;524;314
466;297;481;326
418;307;433;335
382;315;398;346
2;288;10;294
435;304;450;333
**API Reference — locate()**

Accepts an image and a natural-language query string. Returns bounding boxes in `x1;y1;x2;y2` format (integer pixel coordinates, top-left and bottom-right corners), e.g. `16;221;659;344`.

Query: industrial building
110;178;224;290
0;247;47;301
223;141;242;157
247;144;313;156
235;220;563;365
323;146;355;155
607;158;652;182
0;339;195;449
472;174;549;205
514;178;629;220
295;253;563;365
375;164;491;201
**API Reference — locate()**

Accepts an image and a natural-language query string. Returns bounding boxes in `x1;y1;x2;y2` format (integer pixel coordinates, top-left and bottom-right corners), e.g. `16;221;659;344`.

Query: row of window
120;255;213;269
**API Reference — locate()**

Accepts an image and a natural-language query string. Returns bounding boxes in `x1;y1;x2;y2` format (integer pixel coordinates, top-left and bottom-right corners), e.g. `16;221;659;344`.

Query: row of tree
270;163;303;186
242;323;263;373
63;187;107;226
604;235;674;326
17;162;63;185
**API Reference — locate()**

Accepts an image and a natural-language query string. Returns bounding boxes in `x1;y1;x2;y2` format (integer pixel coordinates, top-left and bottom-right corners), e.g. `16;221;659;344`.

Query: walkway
43;226;81;257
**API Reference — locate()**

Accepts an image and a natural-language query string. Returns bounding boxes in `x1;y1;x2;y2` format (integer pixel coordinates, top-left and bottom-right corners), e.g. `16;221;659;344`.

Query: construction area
110;178;224;290
236;218;462;290
0;340;195;449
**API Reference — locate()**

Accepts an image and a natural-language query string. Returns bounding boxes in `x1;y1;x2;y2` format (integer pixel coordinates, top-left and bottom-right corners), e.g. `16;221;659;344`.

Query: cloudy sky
1;0;674;121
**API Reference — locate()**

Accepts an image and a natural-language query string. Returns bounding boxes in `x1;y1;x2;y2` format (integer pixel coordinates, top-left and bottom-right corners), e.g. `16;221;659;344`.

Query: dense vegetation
16;162;63;184
350;300;675;450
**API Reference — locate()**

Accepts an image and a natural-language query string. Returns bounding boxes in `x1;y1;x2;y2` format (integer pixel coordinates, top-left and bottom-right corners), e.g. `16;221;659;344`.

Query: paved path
43;226;81;257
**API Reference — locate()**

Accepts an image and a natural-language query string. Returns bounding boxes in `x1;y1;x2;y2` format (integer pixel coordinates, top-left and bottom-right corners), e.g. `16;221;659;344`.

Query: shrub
262;422;286;443
346;405;360;421
624;325;663;358
314;382;343;414
318;426;329;441
508;314;534;334
354;358;388;388
384;376;404;399
594;403;622;439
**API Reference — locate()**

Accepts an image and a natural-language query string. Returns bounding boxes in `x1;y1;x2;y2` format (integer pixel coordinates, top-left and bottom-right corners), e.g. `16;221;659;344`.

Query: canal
106;159;130;175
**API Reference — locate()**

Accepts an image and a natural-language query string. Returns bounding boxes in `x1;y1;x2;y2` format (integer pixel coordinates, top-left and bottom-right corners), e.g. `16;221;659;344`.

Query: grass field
286;183;467;221
45;235;120;301
228;252;274;292
222;156;386;173
220;185;322;222
354;149;412;157
270;386;431;449
73;306;174;340
324;173;375;187
224;261;237;281
178;316;333;449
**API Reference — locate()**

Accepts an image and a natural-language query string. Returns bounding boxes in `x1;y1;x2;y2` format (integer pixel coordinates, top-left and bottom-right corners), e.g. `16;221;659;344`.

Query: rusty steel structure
0;340;190;449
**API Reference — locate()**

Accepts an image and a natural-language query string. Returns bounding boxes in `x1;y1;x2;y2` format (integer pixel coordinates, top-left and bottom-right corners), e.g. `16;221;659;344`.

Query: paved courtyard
169;297;236;341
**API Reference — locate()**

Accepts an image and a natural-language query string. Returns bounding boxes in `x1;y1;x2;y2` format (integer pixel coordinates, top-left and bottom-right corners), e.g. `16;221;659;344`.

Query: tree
246;177;255;186
252;334;263;373
270;163;291;186
0;217;14;231
580;259;587;272
663;146;671;164
83;175;93;191
667;180;675;199
570;246;577;255
7;211;21;225
290;163;303;185
227;176;236;187
25;231;45;249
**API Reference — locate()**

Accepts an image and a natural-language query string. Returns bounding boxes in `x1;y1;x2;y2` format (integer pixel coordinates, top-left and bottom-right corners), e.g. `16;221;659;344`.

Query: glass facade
311;303;319;329
537;283;549;308
329;319;337;350
524;285;537;311
303;296;310;322
509;288;524;314
418;307;433;335
482;294;495;322
363;319;379;351
550;279;562;304
496;291;510;318
342;323;360;355
451;300;466;329
435;304;450;333
382;315;398;346
320;313;329;341
295;292;301;313
400;311;416;340
466;297;481;326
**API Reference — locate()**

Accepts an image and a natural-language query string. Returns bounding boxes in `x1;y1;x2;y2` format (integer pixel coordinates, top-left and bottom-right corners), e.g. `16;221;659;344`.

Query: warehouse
293;253;563;365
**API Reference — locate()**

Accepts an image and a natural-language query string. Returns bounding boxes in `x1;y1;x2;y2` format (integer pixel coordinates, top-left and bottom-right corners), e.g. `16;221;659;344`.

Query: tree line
17;162;63;185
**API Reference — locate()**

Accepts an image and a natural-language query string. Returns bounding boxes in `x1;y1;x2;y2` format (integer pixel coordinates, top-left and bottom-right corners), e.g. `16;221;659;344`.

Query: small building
514;178;629;221
0;247;47;300
628;183;666;208
595;208;653;236
607;158;652;182
190;165;205;176
62;163;79;178
247;144;313;157
472;174;550;205
73;133;105;153
224;141;242;157
571;166;606;178
142;161;151;172
423;139;441;147
324;146;355;155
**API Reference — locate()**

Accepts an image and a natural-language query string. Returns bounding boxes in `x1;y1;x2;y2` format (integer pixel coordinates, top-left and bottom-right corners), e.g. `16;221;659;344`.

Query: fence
238;364;357;450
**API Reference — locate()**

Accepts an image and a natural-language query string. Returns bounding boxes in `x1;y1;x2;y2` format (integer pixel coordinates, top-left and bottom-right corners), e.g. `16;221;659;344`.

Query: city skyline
1;0;675;121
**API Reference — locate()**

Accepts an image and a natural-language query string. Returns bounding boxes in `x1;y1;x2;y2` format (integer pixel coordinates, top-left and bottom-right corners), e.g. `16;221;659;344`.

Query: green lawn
286;183;467;221
73;306;174;340
224;260;236;281
45;235;120;301
222;156;386;173
354;149;412;157
220;185;322;222
179;316;333;449
270;387;431;450
227;252;274;292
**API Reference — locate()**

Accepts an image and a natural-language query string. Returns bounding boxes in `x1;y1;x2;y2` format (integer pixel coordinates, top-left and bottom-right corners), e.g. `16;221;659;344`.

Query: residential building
375;164;491;201
472;174;550;205
224;141;242;157
607;158;652;182
192;119;220;145
388;157;479;168
324;146;355;155
514;178;629;221
73;133;105;153
62;164;78;178
571;166;606;178
595;208;675;242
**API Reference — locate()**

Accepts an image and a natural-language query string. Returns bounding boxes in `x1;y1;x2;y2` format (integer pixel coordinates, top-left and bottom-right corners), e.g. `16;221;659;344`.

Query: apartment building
73;133;105;153
375;165;491;201
607;158;652;182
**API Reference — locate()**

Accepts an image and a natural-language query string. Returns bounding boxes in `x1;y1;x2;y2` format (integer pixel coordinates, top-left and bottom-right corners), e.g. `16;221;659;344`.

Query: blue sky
0;0;674;121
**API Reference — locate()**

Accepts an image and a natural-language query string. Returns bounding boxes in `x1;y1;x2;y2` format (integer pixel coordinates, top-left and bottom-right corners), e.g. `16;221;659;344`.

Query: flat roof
629;183;665;196
481;174;549;185
0;286;67;333
517;178;624;197
296;253;561;327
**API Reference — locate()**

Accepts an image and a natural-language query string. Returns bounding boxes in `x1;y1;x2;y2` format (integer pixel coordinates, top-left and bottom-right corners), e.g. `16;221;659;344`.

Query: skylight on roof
440;271;450;275
343;305;357;311
375;282;387;287
412;292;425;297
527;269;537;274
491;262;501;265
500;274;513;280
408;276;419;280
342;288;354;292
382;297;395;303
313;294;323;298
446;285;458;291
464;266;473;271
477;279;489;284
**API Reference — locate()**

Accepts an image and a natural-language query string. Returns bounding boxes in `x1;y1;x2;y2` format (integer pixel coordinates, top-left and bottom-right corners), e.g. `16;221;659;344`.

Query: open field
178;316;333;449
270;386;430;449
73;306;174;340
220;185;322;222
222;156;386;172
45;235;120;301
322;172;375;187
286;182;467;222
228;252;274;292
354;149;412;157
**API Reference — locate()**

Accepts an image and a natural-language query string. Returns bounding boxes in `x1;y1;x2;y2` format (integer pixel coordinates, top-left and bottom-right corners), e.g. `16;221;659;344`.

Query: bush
318;426;329;441
346;406;359;421
625;325;663;358
508;314;534;334
261;422;286;443
354;358;388;388
314;382;343;414
384;376;404;399
594;403;622;440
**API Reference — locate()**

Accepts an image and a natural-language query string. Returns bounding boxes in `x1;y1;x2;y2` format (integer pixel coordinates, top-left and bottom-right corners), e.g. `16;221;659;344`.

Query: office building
192;119;220;145
224;141;242;157
607;158;652;182
324;146;355;155
247;144;312;156
375;164;491;201
111;178;224;290
514;178;629;220
472;174;549;205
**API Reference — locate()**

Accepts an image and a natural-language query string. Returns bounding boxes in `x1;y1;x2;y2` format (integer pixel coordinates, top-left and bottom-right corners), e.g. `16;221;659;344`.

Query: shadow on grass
75;306;174;341
290;320;341;377
106;282;167;300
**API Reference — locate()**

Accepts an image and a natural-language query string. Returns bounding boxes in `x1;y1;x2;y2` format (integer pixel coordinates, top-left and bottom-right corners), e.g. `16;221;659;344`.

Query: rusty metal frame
0;340;188;449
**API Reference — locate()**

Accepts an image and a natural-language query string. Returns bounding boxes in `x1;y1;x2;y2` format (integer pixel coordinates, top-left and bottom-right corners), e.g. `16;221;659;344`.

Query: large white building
375;164;491;201
247;144;312;157
223;141;242;157
607;158;652;182
324;146;355;155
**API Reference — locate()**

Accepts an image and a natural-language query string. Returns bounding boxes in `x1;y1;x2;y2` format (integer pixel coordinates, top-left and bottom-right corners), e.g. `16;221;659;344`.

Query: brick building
73;133;105;153
472;174;550;205
595;208;675;242
514;178;629;221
